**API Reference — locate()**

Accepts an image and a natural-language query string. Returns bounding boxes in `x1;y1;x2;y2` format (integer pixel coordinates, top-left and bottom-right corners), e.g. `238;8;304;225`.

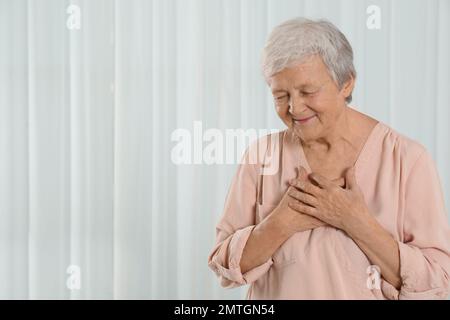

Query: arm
344;150;450;298
288;153;450;299
377;150;450;299
239;212;293;274
345;211;402;289
288;166;402;289
208;147;326;287
207;146;274;288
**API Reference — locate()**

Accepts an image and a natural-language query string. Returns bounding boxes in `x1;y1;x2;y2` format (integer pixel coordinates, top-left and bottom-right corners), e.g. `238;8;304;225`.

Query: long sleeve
381;150;450;299
207;147;274;288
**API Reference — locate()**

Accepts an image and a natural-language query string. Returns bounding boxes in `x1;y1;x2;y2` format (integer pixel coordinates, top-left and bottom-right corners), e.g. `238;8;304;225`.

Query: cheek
317;91;342;108
276;105;290;119
309;95;339;118
303;99;324;119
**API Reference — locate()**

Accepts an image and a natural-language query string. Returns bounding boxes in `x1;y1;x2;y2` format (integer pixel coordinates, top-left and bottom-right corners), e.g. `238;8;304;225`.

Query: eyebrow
271;84;317;94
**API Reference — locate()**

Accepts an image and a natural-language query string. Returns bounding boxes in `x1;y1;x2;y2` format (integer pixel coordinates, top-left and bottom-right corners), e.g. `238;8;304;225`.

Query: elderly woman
207;17;450;299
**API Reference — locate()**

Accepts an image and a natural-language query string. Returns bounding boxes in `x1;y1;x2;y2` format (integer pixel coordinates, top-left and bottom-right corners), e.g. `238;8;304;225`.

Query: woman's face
268;55;354;143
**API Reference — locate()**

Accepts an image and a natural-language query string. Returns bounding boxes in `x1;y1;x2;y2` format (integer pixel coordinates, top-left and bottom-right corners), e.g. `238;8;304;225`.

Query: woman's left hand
288;166;371;233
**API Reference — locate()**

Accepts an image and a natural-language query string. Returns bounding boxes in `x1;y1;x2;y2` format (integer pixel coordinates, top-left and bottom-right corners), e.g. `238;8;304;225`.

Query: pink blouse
208;121;450;299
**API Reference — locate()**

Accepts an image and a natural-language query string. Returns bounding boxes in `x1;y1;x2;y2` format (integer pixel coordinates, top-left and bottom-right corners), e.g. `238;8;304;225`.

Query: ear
340;75;355;101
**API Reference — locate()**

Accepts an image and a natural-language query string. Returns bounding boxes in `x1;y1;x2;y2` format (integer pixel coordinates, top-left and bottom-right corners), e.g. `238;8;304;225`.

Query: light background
0;0;449;299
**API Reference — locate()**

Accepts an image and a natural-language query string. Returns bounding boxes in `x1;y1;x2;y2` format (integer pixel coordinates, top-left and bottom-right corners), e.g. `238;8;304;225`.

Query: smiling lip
293;115;316;123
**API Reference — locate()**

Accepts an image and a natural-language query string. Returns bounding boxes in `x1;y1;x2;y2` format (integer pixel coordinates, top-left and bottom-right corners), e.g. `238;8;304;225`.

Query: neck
301;107;357;154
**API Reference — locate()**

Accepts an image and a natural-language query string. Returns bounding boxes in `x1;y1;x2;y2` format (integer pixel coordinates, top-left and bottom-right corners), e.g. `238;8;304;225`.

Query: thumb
290;166;307;185
345;166;357;190
298;166;308;180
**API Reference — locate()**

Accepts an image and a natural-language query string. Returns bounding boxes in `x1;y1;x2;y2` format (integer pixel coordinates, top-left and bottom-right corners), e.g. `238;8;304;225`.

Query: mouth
292;114;316;124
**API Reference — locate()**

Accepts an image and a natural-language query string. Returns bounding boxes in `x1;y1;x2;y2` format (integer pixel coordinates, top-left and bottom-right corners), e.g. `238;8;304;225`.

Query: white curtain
0;0;448;299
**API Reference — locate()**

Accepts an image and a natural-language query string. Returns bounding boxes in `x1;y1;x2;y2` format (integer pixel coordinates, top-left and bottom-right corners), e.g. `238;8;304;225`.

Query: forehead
269;55;330;91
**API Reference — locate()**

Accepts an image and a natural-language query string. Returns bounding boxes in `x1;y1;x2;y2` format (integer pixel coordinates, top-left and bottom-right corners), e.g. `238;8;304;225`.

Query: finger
288;188;318;207
345;166;357;190
290;178;322;196
288;200;317;216
308;173;334;189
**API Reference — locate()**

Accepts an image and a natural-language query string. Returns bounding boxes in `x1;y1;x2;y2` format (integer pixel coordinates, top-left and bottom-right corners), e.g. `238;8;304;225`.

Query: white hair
261;17;356;103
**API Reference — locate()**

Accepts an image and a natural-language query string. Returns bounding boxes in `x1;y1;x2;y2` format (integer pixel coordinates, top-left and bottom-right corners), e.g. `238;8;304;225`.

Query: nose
288;94;308;115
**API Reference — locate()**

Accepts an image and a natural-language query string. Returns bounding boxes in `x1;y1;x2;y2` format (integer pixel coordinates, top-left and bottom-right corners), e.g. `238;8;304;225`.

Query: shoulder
243;128;288;164
377;122;429;173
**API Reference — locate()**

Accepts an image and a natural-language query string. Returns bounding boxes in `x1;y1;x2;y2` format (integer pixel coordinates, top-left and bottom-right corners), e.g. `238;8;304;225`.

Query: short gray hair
261;17;356;103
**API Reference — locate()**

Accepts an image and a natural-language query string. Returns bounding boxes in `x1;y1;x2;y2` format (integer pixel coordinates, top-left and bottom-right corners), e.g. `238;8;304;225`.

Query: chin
292;125;319;142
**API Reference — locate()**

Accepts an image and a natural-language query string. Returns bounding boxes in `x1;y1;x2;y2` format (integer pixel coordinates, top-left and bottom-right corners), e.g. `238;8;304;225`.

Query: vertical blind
0;0;448;299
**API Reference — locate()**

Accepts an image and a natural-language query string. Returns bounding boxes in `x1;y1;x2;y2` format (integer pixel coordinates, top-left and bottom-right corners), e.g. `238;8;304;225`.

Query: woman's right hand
271;166;328;234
